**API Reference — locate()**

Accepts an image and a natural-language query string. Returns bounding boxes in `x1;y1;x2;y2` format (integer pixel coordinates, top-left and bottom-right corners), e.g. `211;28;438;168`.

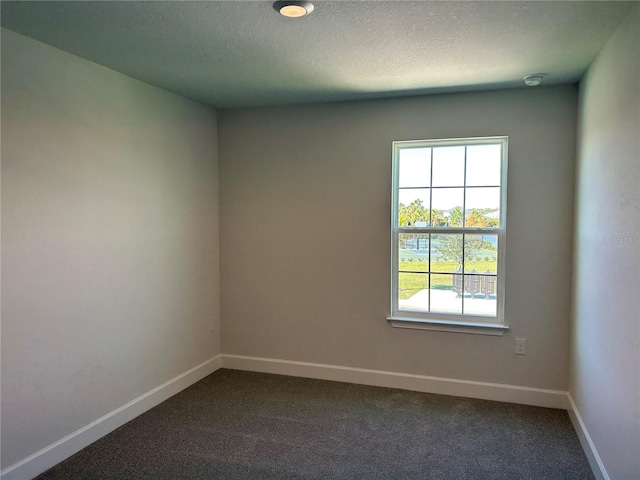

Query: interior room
1;1;638;479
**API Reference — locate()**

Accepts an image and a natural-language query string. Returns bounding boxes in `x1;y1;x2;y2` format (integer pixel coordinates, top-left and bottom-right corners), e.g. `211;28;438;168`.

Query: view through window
391;137;507;324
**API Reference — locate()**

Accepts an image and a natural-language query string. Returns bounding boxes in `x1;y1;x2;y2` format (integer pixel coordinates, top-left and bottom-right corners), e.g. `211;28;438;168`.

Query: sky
398;144;502;213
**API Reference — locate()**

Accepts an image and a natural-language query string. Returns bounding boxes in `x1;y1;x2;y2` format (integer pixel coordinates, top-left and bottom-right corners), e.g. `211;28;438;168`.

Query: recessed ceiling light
523;74;546;87
274;1;314;18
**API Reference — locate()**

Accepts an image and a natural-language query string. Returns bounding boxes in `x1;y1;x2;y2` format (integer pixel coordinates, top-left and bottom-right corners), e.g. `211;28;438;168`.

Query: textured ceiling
1;1;634;109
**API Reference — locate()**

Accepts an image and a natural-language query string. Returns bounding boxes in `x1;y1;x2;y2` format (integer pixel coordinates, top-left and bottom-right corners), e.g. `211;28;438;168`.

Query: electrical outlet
210;315;216;333
515;338;526;355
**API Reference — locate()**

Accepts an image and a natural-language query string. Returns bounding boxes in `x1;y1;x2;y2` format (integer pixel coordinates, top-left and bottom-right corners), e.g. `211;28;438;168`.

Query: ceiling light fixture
274;1;314;18
523;74;546;87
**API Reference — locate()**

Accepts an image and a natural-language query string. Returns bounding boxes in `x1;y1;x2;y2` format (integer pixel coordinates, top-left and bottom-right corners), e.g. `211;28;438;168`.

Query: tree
449;207;463;227
465;210;487;227
431;209;447;227
399;199;430;250
398;199;428;227
434;234;484;269
465;209;500;228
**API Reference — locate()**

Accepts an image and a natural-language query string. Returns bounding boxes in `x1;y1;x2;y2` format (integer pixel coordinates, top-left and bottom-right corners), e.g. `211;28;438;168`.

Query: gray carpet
36;369;594;480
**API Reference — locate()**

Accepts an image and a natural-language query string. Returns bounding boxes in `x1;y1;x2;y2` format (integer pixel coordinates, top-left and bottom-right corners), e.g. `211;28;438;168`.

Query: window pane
465;187;501;227
398;189;430;227
463;275;497;316
431;188;464;227
432;234;463;272
464;234;498;273
399;147;431;188
399;234;429;272
398;272;429;312
432;146;465;187
466;144;502;186
430;273;462;314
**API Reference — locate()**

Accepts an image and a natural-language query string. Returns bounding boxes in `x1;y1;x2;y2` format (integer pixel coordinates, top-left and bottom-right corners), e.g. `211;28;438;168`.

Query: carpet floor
36;369;594;480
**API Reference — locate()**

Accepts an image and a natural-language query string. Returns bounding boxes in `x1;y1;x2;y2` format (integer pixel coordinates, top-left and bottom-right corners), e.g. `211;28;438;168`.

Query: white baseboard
221;354;569;409
567;393;610;480
1;354;222;480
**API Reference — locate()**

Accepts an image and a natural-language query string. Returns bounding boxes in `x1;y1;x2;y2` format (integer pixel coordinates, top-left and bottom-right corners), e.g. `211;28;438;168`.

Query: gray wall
571;6;640;479
1;29;220;469
219;85;577;390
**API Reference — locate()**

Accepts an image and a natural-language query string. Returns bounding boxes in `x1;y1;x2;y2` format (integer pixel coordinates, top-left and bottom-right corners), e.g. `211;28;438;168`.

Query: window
389;137;508;335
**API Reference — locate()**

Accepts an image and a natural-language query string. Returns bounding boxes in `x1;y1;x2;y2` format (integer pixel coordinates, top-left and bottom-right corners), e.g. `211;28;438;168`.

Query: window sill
387;316;509;336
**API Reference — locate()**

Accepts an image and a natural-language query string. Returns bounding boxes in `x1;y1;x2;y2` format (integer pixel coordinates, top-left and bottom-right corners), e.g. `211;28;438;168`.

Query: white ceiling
1;1;634;109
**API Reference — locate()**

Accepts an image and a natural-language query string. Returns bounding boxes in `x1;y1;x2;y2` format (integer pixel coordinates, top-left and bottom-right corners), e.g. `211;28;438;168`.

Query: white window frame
388;136;509;335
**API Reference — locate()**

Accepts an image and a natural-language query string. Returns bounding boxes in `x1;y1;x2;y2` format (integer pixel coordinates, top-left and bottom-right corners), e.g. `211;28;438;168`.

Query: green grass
398;260;497;299
398;248;496;262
